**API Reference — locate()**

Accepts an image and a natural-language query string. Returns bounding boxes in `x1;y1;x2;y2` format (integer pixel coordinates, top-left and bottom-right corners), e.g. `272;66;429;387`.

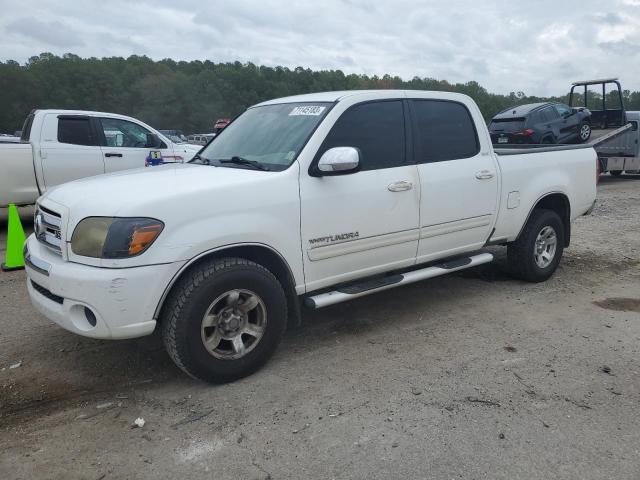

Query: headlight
71;217;164;258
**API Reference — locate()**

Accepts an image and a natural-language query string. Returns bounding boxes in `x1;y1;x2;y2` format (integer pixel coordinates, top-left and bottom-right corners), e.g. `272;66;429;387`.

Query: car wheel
507;209;564;282
578;122;591;143
161;257;288;383
610;170;623;176
541;136;555;144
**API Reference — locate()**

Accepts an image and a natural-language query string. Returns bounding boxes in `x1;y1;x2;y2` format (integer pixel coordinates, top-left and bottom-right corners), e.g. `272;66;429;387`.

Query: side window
319;100;405;171
99;117;158;148
554;104;571;117
411;100;479;163
21;114;34;142
539;108;550;123
528;111;541;125
57;117;95;146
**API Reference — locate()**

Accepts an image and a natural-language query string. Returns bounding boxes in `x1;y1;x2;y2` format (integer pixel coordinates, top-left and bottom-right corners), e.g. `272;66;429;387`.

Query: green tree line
2;52;640;134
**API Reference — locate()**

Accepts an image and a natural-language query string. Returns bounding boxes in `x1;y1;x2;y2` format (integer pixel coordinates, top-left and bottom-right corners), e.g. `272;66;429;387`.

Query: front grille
31;280;64;304
35;205;63;255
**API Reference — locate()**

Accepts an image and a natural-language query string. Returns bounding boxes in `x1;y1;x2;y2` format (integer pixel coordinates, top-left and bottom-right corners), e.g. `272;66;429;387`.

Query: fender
515;190;571;246
152;241;299;319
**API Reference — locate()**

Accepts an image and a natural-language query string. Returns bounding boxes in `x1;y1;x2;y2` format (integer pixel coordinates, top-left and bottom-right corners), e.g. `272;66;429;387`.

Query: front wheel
610;170;623;176
161;257;287;383
507;209;565;282
578;122;591;143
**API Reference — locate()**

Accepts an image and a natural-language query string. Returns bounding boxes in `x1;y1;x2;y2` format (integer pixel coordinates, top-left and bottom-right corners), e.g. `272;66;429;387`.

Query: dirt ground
1;175;639;480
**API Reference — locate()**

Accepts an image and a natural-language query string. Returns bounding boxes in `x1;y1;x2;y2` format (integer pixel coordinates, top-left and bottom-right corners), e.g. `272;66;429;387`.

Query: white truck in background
0;110;202;212
24;90;598;384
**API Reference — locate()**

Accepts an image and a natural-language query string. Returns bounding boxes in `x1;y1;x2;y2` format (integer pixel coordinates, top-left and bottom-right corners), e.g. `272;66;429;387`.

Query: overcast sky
0;0;638;96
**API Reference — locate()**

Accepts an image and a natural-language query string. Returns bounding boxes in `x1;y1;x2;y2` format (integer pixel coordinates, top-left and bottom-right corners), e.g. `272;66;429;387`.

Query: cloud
0;0;638;96
598;39;640;56
7;17;84;47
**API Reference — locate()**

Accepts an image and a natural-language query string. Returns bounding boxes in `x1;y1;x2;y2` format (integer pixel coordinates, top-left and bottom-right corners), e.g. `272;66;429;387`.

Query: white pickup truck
0;109;201;210
24;90;598;383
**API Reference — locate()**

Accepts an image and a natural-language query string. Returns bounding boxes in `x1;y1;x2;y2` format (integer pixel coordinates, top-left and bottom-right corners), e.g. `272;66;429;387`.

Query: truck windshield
193;102;331;171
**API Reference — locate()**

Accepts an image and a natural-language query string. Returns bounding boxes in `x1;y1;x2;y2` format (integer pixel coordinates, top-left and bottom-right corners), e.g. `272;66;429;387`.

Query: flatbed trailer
569;78;640;175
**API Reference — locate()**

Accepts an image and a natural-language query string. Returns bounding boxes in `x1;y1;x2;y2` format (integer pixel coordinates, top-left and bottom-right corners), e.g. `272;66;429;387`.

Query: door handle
104;152;123;158
475;170;495;180
388;181;413;192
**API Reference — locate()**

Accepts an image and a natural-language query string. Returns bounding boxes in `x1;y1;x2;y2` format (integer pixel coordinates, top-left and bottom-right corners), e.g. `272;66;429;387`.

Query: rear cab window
20;114;35;142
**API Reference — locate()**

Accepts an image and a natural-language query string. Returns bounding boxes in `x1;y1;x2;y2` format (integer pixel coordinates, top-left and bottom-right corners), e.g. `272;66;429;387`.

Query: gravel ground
1;175;639;480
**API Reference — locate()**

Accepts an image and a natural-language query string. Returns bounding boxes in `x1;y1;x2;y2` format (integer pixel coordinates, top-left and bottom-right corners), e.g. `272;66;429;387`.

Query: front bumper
24;234;184;339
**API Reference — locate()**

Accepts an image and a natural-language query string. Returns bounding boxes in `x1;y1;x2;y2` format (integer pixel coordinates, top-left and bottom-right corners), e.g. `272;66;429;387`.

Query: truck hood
172;143;201;160
43;163;277;224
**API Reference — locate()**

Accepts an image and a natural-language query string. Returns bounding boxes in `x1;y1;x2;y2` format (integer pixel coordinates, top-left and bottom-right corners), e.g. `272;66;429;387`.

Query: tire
161;257;287;383
507;209;564;282
541;136;555;145
578;122;591;143
610;170;623;176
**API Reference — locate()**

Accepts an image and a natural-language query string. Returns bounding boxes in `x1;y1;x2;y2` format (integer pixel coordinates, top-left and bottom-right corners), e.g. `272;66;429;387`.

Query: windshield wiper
218;156;270;171
189;153;210;165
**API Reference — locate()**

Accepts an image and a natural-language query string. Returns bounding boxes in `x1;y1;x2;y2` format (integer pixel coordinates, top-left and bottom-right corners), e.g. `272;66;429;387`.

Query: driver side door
299;99;421;292
96;117;168;172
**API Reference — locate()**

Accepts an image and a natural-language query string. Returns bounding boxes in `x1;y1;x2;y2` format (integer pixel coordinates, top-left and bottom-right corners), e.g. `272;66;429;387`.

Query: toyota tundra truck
24;90;598;383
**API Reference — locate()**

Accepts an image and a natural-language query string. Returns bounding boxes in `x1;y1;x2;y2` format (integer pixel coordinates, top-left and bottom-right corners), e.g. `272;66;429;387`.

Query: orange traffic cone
2;204;26;271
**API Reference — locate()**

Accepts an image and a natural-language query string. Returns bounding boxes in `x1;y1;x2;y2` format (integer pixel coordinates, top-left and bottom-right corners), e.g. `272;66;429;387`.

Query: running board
305;253;494;309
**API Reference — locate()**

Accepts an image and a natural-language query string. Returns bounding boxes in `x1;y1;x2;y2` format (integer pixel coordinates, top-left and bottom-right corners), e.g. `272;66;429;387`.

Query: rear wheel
610;170;623;176
578;122;591;143
161;257;288;383
507;209;565;282
541;136;555;144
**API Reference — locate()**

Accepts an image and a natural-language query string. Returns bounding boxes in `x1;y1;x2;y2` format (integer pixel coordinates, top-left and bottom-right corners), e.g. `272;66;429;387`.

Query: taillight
513;129;535;136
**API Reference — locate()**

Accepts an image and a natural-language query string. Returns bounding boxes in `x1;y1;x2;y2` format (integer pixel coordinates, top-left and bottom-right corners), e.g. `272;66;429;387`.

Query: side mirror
316;147;360;176
146;133;163;148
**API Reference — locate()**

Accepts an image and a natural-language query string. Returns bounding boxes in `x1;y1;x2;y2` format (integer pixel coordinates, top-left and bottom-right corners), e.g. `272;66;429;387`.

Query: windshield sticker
285;151;296;161
289;105;326;116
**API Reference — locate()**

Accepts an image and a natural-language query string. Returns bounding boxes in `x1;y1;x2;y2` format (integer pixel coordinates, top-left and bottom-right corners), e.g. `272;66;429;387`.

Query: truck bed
490;144;597;243
0;142;39;207
493;143;592;156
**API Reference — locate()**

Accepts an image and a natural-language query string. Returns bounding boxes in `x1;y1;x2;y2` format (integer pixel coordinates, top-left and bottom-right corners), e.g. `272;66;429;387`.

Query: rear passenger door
96;117;170;172
39;114;105;189
409;99;499;263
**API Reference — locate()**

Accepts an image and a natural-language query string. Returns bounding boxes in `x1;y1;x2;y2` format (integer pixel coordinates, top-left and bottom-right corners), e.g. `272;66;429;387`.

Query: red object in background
513;128;535;137
213;118;231;134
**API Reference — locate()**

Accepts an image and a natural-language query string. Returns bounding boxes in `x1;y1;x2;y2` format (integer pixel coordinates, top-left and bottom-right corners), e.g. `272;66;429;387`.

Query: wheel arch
541;134;556;144
154;243;302;327
518;192;571;247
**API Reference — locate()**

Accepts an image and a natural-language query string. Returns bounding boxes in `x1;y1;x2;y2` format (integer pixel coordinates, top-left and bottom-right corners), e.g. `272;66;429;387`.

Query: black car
489;102;592;145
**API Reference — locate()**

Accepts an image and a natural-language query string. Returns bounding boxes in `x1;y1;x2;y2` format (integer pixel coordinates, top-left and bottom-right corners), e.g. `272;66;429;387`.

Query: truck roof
494;102;550;119
254;89;472;107
30;109;141;120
